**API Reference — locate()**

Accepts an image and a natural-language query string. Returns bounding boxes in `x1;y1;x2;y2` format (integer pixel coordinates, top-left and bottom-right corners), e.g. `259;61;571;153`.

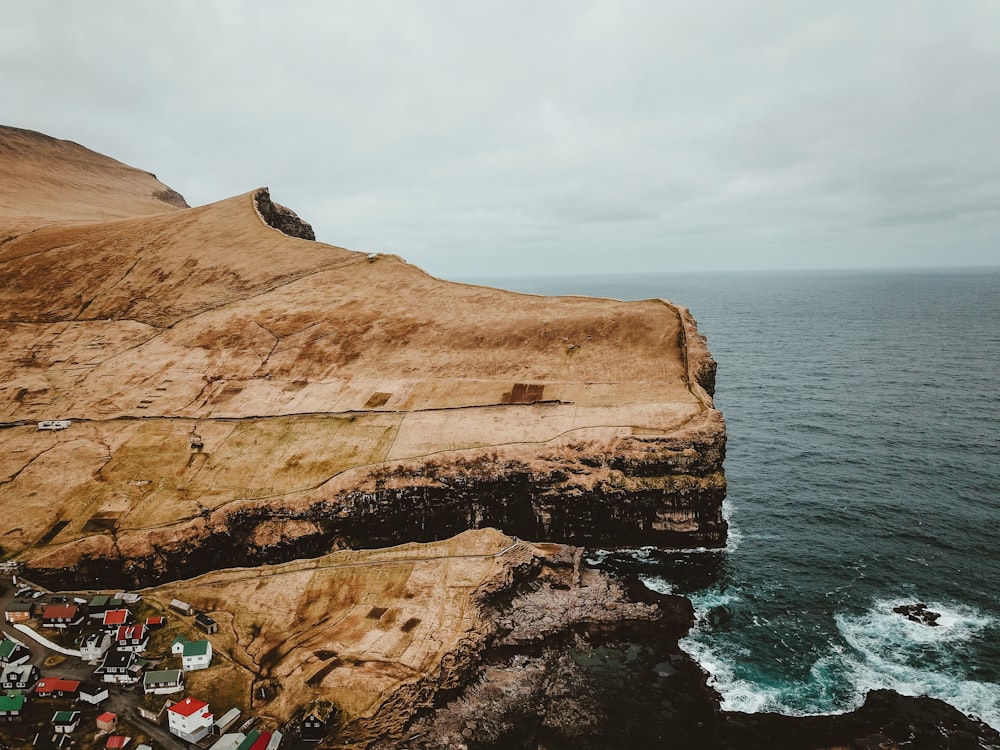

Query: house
80;631;113;661
41;603;84;629
96;649;144;684
195;613;218;634
52;710;81;733
0;662;39;691
89;594;125;618
142;669;184;695
5;601;34;623
106;736;132;749
96;711;118;731
0;638;31;666
169;599;193;615
145;615;166;629
34;677;80;699
103;609;132;630
114;624;149;653
301;699;334;741
78;682;110;705
180;639;212;671
167;696;214;743
171;635;213;668
0;693;25;721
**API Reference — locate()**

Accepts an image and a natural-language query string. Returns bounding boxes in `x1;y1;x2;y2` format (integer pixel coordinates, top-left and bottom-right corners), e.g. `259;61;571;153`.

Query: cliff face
0;125;726;587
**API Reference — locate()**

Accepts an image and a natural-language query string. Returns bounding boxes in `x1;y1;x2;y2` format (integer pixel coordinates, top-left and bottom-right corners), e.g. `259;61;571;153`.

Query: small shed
38;420;71;431
212;707;241;735
195;612;218;634
169;599;193;615
78;681;110;705
96;711;118;731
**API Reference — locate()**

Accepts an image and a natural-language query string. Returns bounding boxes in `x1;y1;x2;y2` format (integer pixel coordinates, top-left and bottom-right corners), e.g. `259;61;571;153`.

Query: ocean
460;268;1000;729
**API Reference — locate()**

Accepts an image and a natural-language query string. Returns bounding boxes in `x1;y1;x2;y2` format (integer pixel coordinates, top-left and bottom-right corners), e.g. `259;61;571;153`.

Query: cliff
0;125;726;586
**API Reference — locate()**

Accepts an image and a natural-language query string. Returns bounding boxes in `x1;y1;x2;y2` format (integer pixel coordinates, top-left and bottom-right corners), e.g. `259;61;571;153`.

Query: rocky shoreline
326;546;1000;750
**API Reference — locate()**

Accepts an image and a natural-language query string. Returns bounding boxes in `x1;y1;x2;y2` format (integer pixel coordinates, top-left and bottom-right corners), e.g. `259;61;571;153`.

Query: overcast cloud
3;1;999;277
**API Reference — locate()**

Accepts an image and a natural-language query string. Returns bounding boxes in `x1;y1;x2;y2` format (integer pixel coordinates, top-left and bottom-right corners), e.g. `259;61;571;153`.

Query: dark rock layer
254;186;316;240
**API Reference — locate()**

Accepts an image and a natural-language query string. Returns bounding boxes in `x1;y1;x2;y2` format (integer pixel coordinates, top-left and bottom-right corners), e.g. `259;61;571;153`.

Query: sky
3;1;999;278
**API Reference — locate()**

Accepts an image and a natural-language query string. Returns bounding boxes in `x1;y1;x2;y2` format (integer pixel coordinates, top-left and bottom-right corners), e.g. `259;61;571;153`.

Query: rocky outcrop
254;186;316;240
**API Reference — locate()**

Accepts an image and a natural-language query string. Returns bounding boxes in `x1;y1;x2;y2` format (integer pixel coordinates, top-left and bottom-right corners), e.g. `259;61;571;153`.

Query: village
0;566;334;750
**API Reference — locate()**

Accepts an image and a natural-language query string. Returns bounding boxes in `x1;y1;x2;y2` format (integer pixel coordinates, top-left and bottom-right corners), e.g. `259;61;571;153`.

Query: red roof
116;624;147;641
106;736;129;749
249;733;272;750
97;712;117;723
35;678;80;694
145;616;165;625
42;604;78;619
168;696;209;717
103;609;130;625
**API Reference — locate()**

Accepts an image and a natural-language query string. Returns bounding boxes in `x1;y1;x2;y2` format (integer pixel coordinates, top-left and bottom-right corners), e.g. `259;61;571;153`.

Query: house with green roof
171;636;213;671
52;709;81;733
0;693;25;720
143;668;184;695
0;638;30;666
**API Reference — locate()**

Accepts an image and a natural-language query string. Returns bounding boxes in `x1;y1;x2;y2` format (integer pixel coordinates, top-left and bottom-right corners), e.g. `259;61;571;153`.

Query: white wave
637;574;674;595
835;598;999;729
687;588;741;615
680;596;1000;731
679;636;808;715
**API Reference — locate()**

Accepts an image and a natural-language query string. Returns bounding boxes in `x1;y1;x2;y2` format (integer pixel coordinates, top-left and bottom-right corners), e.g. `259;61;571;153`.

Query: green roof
0;639;18;658
90;595;109;606
53;710;79;723
237;730;261;750
0;694;24;712
144;669;183;683
183;640;211;657
6;602;33;612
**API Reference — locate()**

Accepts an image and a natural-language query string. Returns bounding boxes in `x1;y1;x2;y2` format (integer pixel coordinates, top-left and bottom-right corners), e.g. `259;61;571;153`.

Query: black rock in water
892;602;942;626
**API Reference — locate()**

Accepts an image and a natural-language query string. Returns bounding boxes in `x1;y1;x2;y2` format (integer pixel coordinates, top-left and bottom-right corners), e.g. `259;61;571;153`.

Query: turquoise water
462;268;1000;729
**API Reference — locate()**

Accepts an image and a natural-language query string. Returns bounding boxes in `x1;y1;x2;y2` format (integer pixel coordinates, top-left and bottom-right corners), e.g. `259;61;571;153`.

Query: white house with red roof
103;609;132;630
41;604;85;629
34;677;80;698
167;696;213;743
114;624;149;653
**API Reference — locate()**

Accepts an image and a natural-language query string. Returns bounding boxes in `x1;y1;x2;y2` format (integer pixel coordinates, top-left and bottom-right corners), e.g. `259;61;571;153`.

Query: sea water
460;268;1000;729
